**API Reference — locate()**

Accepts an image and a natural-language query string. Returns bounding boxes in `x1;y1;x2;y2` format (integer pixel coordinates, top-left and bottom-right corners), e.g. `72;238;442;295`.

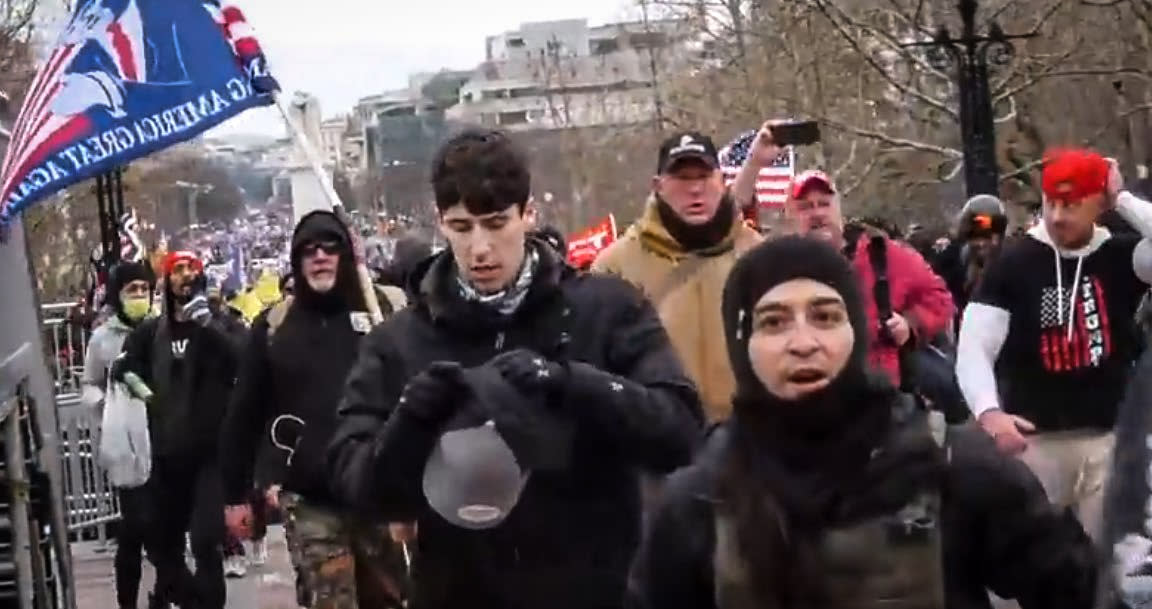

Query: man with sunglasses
219;210;407;609
112;250;239;609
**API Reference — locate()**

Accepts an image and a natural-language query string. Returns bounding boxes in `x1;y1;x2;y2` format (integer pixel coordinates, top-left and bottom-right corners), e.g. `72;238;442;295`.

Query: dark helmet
957;194;1008;242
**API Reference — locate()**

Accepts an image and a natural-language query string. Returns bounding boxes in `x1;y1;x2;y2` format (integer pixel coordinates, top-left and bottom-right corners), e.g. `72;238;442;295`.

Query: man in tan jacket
593;130;767;421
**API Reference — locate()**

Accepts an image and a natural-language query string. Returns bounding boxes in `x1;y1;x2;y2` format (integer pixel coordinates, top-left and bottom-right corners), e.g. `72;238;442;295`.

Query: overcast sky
210;0;639;137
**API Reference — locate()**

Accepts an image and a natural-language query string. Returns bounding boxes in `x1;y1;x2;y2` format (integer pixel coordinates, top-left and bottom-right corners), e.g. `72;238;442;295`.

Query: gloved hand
109;354;130;383
489;349;567;394
396;361;465;425
182;295;212;327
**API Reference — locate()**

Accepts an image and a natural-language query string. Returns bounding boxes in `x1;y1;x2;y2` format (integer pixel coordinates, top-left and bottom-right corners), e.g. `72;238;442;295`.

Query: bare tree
642;0;1152;223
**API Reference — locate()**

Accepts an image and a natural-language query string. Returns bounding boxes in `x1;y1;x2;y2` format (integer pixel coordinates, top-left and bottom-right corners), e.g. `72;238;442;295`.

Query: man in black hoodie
113;250;238;609
220;210;406;609
326;128;703;609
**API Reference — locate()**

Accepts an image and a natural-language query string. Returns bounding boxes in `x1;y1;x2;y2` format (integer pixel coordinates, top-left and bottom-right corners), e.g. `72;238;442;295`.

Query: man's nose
471;233;494;257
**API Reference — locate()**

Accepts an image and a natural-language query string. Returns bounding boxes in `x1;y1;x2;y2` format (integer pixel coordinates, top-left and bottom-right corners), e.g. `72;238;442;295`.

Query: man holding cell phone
738;121;954;390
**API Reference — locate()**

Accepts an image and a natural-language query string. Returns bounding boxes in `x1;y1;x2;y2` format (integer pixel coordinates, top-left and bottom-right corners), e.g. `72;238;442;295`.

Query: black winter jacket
219;303;366;505
119;316;238;460
326;241;704;609
630;412;1097;609
220;209;369;505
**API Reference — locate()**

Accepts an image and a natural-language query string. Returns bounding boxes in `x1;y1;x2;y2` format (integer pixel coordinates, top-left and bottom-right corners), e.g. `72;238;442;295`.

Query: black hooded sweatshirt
219;210;368;506
326;238;704;609
629;236;1097;609
118;259;238;460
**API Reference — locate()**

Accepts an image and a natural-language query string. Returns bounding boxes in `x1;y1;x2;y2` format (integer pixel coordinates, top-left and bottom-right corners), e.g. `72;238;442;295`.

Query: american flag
719;130;796;208
1038;278;1113;372
202;0;279;94
119;209;144;262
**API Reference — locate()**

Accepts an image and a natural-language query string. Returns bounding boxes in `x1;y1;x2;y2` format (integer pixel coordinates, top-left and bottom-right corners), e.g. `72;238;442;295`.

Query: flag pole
273;93;384;324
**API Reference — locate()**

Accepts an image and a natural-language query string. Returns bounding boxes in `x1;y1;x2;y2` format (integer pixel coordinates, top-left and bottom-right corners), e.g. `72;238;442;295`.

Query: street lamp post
903;0;1034;196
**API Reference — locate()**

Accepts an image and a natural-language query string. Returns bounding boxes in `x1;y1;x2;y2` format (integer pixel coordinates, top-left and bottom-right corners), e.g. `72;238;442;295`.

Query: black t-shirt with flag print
974;233;1146;431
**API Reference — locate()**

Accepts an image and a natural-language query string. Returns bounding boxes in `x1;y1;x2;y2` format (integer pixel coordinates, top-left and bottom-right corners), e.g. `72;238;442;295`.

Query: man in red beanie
113;248;238;609
957;149;1152;547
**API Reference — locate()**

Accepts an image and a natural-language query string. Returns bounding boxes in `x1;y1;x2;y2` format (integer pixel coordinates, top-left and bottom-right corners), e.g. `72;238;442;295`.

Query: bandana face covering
456;246;539;317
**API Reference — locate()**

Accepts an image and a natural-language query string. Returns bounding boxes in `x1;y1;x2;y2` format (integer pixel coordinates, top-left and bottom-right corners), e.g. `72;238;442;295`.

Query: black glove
488;349;567;395
396;361;465;425
109;354;130;383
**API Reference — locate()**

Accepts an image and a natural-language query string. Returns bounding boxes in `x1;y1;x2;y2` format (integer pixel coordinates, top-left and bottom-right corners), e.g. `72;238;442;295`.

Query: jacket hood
1027;222;1112;342
290;210;364;312
632;195;746;259
381;235;432;288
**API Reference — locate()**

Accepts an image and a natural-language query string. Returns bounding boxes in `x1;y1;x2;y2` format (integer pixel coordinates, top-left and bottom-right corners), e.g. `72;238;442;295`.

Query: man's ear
523;199;539;226
651;175;662;194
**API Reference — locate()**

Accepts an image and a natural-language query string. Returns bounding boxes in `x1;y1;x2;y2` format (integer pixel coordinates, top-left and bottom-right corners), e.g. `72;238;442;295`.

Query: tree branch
806;0;958;119
840;153;882;197
819;116;963;158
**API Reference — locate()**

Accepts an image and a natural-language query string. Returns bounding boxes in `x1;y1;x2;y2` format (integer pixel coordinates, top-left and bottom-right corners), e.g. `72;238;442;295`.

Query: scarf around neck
456;246;539;316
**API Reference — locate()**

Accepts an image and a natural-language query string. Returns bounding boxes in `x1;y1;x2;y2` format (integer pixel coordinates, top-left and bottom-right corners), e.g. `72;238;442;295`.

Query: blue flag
0;0;279;223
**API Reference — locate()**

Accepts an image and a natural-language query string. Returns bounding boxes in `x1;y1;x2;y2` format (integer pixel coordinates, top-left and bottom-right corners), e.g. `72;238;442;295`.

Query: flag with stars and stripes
118;208;144;262
719;130;796;208
0;0;278;226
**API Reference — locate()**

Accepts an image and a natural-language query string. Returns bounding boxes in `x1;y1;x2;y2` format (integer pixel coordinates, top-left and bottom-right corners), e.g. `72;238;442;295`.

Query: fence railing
39;303;118;541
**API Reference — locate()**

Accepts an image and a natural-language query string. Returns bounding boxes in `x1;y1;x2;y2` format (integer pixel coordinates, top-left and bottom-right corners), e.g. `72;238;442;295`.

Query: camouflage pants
281;492;409;609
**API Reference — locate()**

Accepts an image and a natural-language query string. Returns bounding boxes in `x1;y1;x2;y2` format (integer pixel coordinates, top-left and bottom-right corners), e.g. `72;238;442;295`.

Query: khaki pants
1017;429;1115;544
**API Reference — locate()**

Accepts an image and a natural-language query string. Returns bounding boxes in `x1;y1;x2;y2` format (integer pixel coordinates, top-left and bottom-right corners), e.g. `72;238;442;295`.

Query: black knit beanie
722;235;870;404
107;261;156;323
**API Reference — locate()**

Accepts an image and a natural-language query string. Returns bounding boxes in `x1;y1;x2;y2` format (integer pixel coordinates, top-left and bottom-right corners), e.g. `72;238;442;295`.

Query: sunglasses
300;241;341;257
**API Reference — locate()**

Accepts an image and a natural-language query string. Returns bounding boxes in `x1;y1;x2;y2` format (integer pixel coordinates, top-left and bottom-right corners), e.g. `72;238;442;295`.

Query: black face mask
721;236;888;466
655;194;736;251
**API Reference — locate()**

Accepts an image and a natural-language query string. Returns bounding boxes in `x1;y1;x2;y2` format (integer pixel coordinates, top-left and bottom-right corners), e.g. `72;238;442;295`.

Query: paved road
74;526;298;609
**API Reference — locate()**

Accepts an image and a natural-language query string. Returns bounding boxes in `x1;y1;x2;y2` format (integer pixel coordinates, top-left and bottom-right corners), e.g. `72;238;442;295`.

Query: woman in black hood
630;236;1097;609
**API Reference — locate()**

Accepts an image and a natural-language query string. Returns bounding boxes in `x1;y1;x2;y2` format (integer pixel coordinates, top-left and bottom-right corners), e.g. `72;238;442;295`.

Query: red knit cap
163;250;203;275
1042;148;1109;201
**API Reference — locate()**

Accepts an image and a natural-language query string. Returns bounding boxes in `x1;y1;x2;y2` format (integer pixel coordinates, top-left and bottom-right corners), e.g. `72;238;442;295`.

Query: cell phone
770;121;821;146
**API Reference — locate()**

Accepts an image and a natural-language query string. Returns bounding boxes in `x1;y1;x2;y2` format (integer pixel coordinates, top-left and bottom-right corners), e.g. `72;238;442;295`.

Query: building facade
447;18;689;131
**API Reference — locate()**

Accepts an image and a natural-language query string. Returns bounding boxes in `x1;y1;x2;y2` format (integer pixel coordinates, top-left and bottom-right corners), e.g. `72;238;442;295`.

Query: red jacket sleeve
890;241;955;343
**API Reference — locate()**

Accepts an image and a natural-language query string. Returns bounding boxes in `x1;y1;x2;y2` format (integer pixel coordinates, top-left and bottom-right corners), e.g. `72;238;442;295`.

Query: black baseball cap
657;131;719;174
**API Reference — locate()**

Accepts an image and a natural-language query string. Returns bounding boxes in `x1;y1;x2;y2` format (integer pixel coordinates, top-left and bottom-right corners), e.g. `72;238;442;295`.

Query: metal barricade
55;396;119;541
39;304;119;541
38;304;88;401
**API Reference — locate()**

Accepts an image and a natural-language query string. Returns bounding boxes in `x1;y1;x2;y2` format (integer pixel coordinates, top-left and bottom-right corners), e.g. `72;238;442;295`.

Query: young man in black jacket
220;210;406;609
326;128;704;609
113;251;237;609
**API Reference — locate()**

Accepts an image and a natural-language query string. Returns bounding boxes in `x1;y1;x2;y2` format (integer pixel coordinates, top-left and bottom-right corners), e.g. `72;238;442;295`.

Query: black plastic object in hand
398;361;465;425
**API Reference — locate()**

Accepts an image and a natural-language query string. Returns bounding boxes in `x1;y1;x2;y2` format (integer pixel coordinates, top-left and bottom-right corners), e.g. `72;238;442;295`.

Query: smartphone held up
768;120;821;147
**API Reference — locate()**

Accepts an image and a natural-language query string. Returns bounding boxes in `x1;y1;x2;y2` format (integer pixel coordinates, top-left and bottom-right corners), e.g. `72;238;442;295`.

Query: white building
320;116;350;169
447;18;690;131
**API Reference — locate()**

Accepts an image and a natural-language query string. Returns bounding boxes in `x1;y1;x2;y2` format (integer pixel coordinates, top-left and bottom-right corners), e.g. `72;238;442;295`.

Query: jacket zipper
494;331;505;350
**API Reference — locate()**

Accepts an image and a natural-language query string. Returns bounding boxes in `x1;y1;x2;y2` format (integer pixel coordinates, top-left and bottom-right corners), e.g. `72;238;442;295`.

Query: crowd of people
71;119;1152;609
